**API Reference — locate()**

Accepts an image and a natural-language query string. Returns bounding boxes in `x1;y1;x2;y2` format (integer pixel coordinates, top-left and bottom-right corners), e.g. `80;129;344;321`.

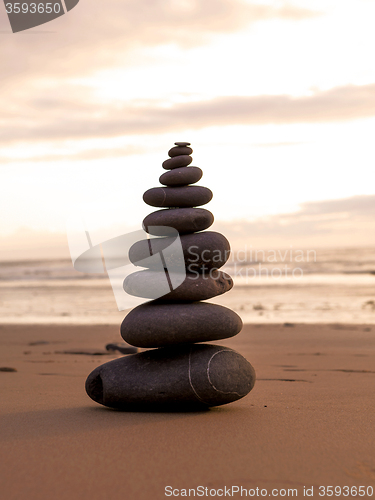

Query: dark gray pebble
121;302;242;347
174;141;191;146
162;155;192;170
105;343;138;354
159;166;202;186
85;344;256;410
123;269;233;301
168;146;193;157
55;349;113;356
129;231;230;271
143;186;212;208
143;208;214;235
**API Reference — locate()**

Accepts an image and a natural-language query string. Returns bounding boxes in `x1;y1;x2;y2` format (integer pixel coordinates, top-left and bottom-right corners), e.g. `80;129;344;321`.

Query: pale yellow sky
0;0;374;257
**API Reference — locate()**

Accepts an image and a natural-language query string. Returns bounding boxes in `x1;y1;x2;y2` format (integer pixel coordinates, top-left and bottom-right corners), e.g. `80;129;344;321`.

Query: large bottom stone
121;302;243;347
85;344;256;410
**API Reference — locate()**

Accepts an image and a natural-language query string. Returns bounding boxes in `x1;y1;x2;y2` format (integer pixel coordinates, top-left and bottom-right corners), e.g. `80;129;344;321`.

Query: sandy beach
1;322;374;500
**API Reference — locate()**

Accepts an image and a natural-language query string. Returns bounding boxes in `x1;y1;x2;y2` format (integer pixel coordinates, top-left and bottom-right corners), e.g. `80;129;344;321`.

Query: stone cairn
86;142;256;410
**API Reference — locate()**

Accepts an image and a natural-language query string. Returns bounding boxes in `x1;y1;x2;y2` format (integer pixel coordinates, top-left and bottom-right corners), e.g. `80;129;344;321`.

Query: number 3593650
5;3;62;14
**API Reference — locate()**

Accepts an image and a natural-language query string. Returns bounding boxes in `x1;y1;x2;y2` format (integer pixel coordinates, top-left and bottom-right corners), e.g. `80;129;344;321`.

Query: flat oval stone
121;302;242;347
168;146;193;157
85;344;256;410
174;141;190;146
129;231;230;271
159;167;202;186
143;186;213;208
162;155;192;170
143;208;214;235
123;269;233;301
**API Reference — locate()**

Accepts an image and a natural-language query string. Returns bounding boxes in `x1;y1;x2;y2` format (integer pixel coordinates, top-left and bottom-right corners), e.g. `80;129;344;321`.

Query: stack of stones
85;142;256;410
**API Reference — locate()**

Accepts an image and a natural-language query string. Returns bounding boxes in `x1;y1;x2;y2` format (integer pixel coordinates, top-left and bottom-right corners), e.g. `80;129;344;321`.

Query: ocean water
0;247;374;324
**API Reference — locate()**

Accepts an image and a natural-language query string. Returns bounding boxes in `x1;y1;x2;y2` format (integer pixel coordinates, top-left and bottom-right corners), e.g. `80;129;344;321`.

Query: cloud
0;0;317;84
165;84;375;125
0;145;145;164
1;83;375;147
1;194;373;261
213;195;375;248
0;0;321;154
296;195;375;217
253;141;306;148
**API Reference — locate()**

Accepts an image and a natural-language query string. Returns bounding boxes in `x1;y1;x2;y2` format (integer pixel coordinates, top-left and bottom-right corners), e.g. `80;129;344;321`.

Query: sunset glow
1;0;374;257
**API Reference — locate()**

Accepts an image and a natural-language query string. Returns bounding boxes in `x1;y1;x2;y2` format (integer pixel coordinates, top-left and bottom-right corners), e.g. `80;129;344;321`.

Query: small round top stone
175;142;191;146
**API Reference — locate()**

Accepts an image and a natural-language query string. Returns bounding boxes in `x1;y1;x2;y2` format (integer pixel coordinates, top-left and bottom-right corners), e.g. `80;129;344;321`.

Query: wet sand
1;323;374;499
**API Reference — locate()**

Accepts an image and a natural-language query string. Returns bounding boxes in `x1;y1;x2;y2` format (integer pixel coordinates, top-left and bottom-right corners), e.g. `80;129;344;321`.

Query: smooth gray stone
129;231;230;271
55;349;112;356
123;269;233;301
143;208;214;236
121;302;242;347
105;343;138;354
85;344;256;410
159;166;202;186
162;155;192;170
168;146;193;157
143;186;213;208
174;141;190;146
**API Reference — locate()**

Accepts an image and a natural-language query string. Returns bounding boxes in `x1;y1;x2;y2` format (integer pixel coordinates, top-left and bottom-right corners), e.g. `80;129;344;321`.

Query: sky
0;0;374;259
